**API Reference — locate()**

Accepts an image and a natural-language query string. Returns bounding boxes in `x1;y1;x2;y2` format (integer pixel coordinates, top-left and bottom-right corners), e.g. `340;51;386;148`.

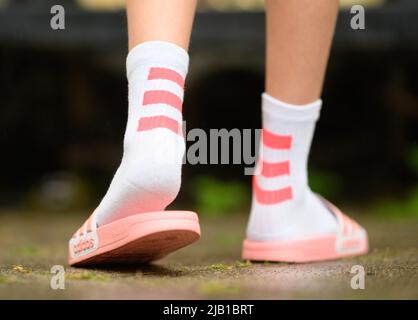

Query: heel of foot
69;210;200;266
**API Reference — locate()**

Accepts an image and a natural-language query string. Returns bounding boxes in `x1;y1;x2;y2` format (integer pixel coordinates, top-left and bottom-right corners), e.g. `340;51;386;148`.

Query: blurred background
0;0;417;218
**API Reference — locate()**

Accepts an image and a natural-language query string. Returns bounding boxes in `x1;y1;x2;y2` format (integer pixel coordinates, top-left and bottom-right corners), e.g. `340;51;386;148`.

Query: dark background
0;0;417;215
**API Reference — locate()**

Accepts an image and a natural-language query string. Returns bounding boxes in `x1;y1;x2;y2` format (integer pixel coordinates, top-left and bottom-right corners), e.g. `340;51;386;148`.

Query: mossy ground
0;210;417;299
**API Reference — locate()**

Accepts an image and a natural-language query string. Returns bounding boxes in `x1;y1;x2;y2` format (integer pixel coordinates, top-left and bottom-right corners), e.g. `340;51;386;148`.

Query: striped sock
246;93;338;241
95;41;188;226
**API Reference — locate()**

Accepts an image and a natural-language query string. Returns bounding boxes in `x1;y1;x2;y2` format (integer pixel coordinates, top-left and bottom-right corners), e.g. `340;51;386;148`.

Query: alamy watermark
350;265;365;290
183;124;262;175
350;5;365;30
50;265;65;290
50;5;65;30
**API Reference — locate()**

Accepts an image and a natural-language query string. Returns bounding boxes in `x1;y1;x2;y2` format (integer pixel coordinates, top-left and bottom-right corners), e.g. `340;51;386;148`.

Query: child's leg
127;0;196;50
265;0;338;104
69;0;199;266
244;0;368;262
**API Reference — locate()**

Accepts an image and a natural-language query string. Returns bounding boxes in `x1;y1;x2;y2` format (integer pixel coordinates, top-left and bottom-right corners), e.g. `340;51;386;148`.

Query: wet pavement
0;210;417;299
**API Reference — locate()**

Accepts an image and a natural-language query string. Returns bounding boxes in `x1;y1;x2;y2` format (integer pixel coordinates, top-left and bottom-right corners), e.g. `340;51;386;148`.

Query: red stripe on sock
262;129;292;149
148;67;185;88
253;176;293;205
261;160;290;177
137;116;182;136
143;90;183;112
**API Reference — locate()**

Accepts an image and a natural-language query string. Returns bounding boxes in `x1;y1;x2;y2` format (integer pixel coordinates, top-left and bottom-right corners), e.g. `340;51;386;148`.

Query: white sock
246;93;338;241
95;41;189;226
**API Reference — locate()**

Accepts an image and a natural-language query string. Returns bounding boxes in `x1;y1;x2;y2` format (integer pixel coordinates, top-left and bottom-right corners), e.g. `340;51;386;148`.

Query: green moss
33;269;52;277
234;260;252;268
0;275;21;284
66;271;112;282
176;265;191;273
207;263;233;271
12;265;31;274
205;261;252;272
199;281;241;296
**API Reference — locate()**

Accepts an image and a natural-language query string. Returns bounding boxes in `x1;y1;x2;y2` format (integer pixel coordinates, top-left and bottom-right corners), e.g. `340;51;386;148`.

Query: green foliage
191;176;250;216
374;186;418;218
23;173;95;212
407;145;418;175
191;170;344;216
308;169;343;199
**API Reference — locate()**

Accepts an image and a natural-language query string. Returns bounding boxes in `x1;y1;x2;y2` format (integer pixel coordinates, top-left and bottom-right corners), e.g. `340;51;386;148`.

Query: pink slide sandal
242;197;368;263
69;211;200;267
